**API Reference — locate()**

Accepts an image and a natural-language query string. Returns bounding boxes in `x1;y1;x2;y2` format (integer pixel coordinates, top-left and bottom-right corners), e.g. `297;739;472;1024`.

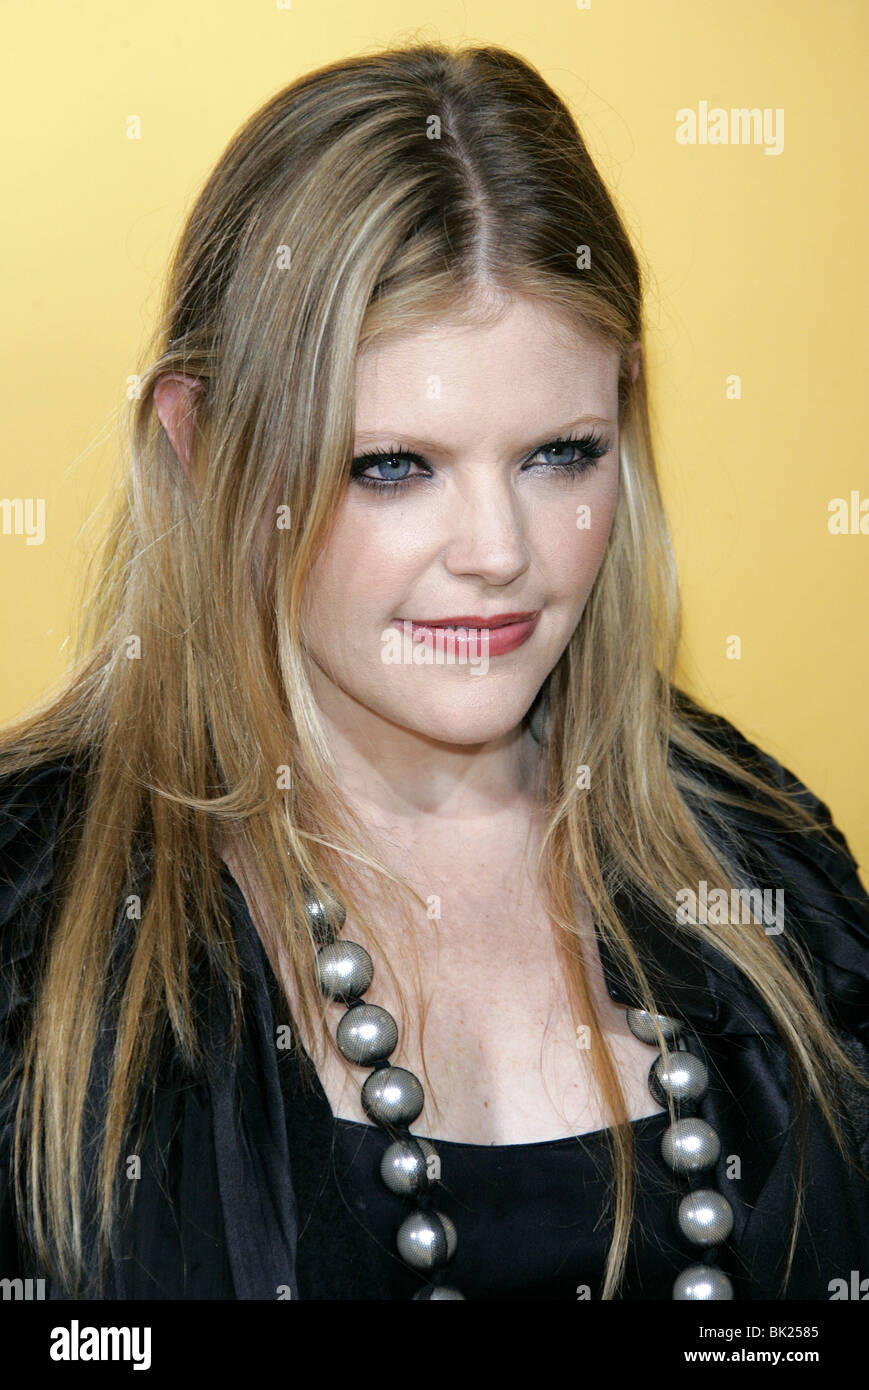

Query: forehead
353;299;619;446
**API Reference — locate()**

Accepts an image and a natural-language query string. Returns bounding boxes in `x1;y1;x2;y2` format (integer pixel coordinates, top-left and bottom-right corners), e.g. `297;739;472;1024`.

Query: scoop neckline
332;1110;669;1151
219;864;671;1152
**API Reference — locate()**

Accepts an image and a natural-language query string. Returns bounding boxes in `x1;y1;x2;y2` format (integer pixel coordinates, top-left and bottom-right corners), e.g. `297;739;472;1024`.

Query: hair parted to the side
1;41;866;1299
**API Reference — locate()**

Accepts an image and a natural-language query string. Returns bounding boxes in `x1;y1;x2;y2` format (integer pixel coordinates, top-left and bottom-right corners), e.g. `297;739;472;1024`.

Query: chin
388;698;532;747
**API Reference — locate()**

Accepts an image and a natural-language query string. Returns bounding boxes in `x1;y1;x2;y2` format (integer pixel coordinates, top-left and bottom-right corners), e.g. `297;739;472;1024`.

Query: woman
0;41;867;1303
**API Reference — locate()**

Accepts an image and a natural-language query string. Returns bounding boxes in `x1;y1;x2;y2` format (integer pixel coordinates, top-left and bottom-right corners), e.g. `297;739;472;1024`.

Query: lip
392;610;541;657
397;611;539;628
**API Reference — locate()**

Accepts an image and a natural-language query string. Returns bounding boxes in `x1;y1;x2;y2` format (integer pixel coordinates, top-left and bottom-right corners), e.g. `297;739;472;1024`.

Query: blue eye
349;448;428;492
356;456;416;483
349;431;610;496
538;439;593;467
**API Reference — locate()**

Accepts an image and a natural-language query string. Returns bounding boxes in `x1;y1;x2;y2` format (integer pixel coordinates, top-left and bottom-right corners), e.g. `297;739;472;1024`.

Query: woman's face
300;296;623;748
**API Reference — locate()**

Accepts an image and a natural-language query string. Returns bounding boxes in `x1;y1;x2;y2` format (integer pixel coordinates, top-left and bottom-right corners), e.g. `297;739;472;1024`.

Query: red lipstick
394;610;541;657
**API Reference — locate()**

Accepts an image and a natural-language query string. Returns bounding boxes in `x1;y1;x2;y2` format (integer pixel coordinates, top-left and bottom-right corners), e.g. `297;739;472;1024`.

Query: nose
440;465;532;587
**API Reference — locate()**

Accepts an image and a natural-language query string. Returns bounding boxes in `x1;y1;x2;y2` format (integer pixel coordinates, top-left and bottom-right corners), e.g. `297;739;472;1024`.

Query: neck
308;684;545;832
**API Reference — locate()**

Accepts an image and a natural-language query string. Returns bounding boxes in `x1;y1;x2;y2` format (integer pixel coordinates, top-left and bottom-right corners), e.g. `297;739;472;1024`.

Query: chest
268;870;667;1145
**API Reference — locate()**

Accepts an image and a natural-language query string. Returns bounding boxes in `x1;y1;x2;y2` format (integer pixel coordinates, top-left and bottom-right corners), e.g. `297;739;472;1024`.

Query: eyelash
349;430;611;496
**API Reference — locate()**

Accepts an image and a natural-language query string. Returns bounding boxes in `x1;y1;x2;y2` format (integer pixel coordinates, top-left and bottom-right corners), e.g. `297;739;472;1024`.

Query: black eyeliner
349;430;611;495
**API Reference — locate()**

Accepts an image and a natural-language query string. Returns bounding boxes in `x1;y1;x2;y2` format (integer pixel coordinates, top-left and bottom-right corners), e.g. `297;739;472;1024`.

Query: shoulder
670;687;869;1042
0;755;87;1023
670;685;866;898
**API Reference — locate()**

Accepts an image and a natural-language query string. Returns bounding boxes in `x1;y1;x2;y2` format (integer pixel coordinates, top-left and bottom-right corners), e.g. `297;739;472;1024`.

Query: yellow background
1;0;866;873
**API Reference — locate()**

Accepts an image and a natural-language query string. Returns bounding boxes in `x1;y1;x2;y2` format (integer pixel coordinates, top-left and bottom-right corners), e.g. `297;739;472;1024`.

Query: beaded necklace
305;882;735;1300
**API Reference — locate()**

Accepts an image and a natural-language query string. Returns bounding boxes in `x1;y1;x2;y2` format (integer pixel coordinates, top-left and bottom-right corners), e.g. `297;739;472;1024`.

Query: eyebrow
352;414;615;455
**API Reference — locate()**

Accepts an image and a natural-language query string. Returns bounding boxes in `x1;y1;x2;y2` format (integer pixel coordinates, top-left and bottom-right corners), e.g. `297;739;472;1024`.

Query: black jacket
1;707;868;1299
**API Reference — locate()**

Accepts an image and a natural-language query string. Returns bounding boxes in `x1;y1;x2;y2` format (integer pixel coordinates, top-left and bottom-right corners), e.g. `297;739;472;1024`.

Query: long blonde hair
1;41;866;1299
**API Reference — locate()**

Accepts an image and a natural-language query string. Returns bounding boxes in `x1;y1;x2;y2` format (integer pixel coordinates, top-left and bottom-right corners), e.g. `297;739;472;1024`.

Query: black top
1;703;869;1299
320;1112;685;1299
272;959;692;1299
269;937;691;1301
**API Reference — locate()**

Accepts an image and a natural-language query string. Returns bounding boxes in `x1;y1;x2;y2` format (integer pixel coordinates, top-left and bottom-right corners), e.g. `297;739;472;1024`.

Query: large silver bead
677;1189;734;1246
336;1003;398;1065
673;1265;734;1300
381;1136;440;1196
412;1284;466;1299
362;1066;425;1126
649;1050;708;1107
303;883;346;944
315;940;373;1000
626;1009;681;1045
661;1117;721;1173
397;1209;457;1271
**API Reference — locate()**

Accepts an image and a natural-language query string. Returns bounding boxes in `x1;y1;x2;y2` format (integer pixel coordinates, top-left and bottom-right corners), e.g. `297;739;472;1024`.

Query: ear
153;373;203;483
628;340;641;384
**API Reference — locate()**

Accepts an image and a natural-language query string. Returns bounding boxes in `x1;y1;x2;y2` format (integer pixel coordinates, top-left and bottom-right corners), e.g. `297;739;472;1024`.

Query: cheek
530;473;619;599
301;502;418;646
